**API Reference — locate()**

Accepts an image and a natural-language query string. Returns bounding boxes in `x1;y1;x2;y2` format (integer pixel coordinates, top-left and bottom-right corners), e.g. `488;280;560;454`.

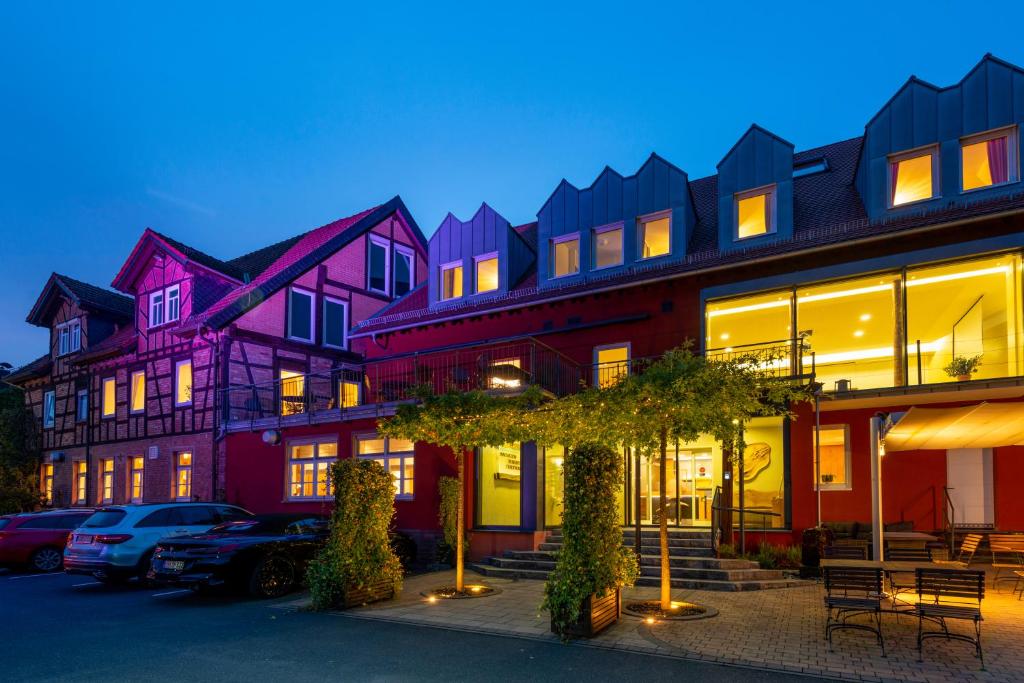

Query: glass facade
478;443;522;526
543;445;565;527
734;416;787;529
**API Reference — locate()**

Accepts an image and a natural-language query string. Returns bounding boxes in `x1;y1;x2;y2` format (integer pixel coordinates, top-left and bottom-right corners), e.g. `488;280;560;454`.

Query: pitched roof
150;230;247;281
74;325;137;363
4;354;51;385
352;135;1024;337
26;273;134;327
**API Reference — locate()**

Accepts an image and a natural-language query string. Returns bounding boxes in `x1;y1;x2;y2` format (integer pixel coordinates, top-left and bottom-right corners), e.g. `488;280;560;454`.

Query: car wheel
30;547;63;573
248;555;295;599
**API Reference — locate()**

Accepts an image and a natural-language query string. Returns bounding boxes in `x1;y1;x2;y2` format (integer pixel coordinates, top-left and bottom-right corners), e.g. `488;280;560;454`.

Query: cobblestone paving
335;569;1024;682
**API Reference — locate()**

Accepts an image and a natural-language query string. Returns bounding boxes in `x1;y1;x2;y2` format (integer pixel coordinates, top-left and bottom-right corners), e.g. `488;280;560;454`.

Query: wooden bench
932;533;982;569
824;545;868;560
987;534;1024;589
914;568;985;669
822;567;886;656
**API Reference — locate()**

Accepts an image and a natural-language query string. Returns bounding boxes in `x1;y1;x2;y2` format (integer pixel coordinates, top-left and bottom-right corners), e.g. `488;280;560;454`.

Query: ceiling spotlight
859;314;871;322
720;333;730;340
853;330;864;337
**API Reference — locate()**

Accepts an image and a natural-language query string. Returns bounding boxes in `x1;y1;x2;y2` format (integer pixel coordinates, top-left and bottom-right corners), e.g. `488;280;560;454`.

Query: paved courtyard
304;568;1024;682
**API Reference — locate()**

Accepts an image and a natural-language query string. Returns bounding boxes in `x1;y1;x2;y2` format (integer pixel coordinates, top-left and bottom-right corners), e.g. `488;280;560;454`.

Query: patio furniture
822;566;886;656
1013;570;1024;600
883;531;939;550
885;547;931;608
932;533;982;569
824;545;868;560
988;534;1024;590
914;568;985;669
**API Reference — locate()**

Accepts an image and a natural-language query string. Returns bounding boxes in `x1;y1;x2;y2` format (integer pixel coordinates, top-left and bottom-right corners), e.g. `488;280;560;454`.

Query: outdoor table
883;531;939;549
820;558;945;611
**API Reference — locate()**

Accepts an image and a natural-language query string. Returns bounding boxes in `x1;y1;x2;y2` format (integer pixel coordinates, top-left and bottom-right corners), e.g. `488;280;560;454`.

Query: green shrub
717;543;738;559
308;459;404;609
542;442;639;638
435;475;465;565
751;543;802;570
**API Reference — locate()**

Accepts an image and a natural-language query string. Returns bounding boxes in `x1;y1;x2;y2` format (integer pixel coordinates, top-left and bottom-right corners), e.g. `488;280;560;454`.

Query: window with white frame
130;370;146;414
368;235;390;295
287;440;338;500
149;290;165;327
130;456;144;502
814;424;851;490
43;390;55;428
166;284;180;322
474;253;499;294
174;451;192;501
287;287;315;342
41;463;54;504
440;261;463;301
74;461;87;504
593;224;623;269
175;359;193;407
551;234;580;278
393;245;414;297
322;297;348;349
76;389;88;422
57;319;81;356
889;145;939;207
100;458;114;504
356;435;414;499
102;377;116;418
148;284;182;328
735;185;776;240
961;126;1018;192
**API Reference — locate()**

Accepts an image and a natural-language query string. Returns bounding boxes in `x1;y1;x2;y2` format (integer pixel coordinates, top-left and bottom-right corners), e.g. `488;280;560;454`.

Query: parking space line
8;573;64;580
151;589;190;597
73;581;103;587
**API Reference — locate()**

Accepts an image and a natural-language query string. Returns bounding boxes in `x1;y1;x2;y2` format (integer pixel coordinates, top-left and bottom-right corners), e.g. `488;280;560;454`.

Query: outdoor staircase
469;528;804;591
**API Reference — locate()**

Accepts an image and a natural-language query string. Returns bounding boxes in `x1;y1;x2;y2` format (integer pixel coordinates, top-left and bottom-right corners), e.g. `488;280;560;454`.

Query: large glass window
889;148;937;207
961;128;1016;192
280;369;305;415
552;236;580;277
706;290;792;354
287;440;337;500
475;254;499;294
638;215;670;259
815;425;850;490
906;254;1021;384
357;435;414;498
478;443;521;527
796;274;899;390
735;416;786;529
543;445;565;527
593;225;623;269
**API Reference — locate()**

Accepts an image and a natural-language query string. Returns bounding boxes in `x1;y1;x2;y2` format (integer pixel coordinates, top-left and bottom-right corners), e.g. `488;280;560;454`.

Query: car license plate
76;534;94;544
163;560;185;572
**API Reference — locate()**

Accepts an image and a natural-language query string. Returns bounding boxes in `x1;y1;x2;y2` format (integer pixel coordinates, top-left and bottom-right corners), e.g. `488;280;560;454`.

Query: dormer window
148;284;181;328
638;214;670;259
286;287;314;342
889;146;938;207
593;225;623;269
57;319;81;356
735;186;776;240
474;253;499;294
149;291;165;327
393;245;414;297
166;285;180;322
552;234;580;278
440;261;463;301
961;127;1017;192
368;235;390;295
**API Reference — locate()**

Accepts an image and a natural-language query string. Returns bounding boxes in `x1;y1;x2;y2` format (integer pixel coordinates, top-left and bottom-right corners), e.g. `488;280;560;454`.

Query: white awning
883;401;1024;451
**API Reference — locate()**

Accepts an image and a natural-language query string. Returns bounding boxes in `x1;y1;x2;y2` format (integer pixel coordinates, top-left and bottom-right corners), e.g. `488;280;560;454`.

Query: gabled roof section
194;196;425;330
26;273;134;327
4;354;52;385
111;228;245;292
716;124;795;169
74;324;137;363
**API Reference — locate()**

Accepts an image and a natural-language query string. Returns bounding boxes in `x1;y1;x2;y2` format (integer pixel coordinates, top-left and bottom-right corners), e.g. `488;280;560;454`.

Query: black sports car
148;514;329;598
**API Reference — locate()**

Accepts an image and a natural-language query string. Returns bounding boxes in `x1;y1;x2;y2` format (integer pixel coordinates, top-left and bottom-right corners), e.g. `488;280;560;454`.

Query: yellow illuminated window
475;255;499;294
961;131;1013;191
479;443;521;526
890;150;935;206
639;216;670;259
356;435;414;498
736;190;773;239
594;226;623;269
594;344;630;388
74;462;87;504
41;463;54;504
175;452;192;500
441;263;463;300
130;456;144;502
814;425;850;489
175;360;192;406
287;440;337;499
280;369;305;415
130;371;145;414
552;236;580;277
339;380;361;408
102;377;116;418
100;458;114;503
705;290;793;355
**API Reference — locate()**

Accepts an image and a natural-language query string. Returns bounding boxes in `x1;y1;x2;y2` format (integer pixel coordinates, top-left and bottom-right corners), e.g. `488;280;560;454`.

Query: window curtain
889;160;900;204
987;136;1009;185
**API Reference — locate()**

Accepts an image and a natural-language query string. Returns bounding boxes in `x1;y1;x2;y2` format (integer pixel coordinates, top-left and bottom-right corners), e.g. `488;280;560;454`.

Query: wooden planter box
551;588;620;638
340;578;396;609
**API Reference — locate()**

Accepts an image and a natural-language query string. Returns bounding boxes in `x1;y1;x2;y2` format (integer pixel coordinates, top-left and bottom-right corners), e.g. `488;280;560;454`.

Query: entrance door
632;448;714;527
946;448;994;527
635;455;678;525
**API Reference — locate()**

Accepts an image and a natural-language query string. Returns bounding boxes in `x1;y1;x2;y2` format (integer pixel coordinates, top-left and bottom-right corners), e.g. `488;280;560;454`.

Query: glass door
678;449;714;526
628;446;714;527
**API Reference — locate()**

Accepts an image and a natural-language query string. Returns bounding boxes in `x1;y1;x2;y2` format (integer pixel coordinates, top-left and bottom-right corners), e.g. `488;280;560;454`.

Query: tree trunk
659;428;671;610
456;450;465;593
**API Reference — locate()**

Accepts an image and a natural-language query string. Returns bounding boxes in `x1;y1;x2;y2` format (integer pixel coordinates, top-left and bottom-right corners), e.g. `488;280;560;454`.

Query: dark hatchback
148;514;328;598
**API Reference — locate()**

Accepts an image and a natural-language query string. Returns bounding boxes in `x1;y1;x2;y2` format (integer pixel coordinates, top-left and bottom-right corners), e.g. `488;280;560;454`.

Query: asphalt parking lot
0;567;824;682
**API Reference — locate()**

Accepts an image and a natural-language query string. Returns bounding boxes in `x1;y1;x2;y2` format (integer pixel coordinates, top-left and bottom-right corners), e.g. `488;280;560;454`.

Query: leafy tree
0;385;41;514
379;386;539;592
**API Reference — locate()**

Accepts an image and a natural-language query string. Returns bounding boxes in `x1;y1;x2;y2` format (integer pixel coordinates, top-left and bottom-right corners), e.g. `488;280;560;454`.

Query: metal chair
885;546;931;608
822;567;886;656
824;545;868;560
914;568;985;669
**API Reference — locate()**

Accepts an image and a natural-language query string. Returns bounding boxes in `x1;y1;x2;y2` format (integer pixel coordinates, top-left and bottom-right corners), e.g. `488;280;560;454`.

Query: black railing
710;485;722;557
943;486;956;558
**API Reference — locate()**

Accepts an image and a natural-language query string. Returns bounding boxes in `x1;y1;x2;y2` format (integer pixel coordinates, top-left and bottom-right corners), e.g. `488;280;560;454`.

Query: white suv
65;503;252;583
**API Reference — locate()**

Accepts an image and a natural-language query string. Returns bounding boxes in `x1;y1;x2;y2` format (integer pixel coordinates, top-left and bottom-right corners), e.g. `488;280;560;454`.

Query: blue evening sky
2;1;1023;366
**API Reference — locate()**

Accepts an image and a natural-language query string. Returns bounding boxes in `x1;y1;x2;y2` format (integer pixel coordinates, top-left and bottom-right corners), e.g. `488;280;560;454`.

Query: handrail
710;486;722;558
943;486;956;559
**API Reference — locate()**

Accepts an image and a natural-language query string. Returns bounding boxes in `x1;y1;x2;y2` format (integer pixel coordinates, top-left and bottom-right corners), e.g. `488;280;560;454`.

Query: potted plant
944;354;982;381
307;458;404;609
820;473;835;484
543;442;639;639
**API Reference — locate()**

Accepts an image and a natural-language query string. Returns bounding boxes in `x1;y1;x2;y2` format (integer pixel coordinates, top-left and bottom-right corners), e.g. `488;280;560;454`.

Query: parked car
149;514;328;598
65;503;253;583
0;508;95;572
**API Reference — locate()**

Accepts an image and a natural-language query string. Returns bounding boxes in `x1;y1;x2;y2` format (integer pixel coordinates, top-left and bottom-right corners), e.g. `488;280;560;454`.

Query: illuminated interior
475;256;499;294
175;451;192;500
815;425;849;488
479;443;521;526
280;369;305;415
796;274;899;390
41;463;53;504
102;377;116;417
639;216;670;259
736;191;771;239
357;435;414;498
733;417;786;528
100;458;114;502
594;226;623;268
890;151;934;206
962;133;1011;191
594;345;630;388
441;263;463;300
706;289;792;354
130;371;145;413
543;445;565;527
553;237;580;277
339;380;360;408
131;456;144;501
176;360;192;405
629;436;719;526
906;254;1020;384
288;441;337;499
74;461;87;504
